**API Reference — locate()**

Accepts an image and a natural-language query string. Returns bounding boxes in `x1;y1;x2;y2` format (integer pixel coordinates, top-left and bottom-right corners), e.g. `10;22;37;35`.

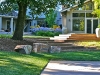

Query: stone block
49;46;61;53
33;43;49;53
14;45;32;54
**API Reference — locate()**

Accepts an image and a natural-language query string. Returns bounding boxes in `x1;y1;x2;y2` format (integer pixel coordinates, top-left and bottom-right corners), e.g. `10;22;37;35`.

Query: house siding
66;11;72;33
61;1;99;34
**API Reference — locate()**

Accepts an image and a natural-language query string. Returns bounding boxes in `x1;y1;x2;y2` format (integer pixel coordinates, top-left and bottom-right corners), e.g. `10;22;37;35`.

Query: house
61;0;99;34
0;8;62;34
0;10;32;34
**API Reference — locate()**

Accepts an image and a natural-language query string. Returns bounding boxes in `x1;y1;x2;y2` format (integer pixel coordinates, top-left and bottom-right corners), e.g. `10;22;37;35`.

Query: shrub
30;27;62;37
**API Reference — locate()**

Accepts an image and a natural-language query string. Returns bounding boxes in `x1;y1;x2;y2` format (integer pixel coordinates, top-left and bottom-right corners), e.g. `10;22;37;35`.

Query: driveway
41;61;100;75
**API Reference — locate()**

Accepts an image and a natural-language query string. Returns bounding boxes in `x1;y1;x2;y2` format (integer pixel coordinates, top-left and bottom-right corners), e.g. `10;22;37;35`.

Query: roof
60;0;91;12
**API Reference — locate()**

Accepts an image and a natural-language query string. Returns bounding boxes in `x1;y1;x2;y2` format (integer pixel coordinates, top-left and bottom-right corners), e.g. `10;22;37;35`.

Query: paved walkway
41;61;100;75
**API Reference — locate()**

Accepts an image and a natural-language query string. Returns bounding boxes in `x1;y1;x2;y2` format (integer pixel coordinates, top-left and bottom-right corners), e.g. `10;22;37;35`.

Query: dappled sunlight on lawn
0;51;49;75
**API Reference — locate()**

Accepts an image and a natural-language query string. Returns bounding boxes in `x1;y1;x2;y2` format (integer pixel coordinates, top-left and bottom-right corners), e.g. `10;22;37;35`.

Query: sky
0;0;5;3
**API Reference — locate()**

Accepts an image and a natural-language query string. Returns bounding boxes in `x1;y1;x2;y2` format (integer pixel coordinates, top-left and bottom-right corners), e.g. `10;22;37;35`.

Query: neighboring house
30;11;62;27
61;0;99;34
0;10;32;34
0;8;62;34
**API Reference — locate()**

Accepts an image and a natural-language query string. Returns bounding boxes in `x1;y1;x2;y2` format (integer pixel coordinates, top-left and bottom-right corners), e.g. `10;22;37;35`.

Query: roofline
60;0;91;13
0;15;32;20
0;15;17;18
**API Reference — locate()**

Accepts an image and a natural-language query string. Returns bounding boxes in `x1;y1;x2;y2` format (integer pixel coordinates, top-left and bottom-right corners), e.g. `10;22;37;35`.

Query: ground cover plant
0;51;100;75
30;26;62;37
74;41;100;49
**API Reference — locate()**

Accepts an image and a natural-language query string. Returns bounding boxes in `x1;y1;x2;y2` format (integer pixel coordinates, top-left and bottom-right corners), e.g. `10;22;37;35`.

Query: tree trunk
12;2;27;40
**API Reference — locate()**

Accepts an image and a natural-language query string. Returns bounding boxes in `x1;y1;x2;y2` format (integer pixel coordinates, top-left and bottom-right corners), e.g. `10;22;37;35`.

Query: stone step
50;37;67;40
48;43;73;46
36;39;54;42
61;49;97;52
54;36;69;38
61;46;85;50
59;34;71;37
60;46;97;51
50;33;74;41
35;40;74;43
71;34;96;36
67;38;100;41
25;38;50;40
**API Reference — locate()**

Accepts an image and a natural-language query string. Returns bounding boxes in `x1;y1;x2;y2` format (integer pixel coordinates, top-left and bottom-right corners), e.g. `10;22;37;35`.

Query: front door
86;19;98;34
7;20;10;29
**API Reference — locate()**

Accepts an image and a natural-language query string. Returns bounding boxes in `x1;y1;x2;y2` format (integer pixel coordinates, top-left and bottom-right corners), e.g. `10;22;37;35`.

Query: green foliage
92;9;100;18
35;31;60;37
92;0;100;18
98;24;100;28
79;20;84;31
0;51;100;75
36;31;44;36
0;0;85;40
45;9;57;27
92;0;100;27
54;32;59;36
0;51;49;75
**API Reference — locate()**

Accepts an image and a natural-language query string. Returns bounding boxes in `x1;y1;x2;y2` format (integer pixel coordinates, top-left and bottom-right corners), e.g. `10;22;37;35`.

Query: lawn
0;51;100;75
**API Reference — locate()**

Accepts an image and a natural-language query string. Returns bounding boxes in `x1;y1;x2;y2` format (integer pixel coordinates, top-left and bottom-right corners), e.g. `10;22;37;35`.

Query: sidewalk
41;61;100;75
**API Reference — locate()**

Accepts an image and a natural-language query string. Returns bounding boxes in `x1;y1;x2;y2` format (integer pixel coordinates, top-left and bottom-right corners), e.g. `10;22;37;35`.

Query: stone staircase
50;33;100;42
25;33;100;52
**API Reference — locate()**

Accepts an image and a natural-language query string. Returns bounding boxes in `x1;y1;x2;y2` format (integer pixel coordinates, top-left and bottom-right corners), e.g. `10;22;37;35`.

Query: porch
0;31;11;35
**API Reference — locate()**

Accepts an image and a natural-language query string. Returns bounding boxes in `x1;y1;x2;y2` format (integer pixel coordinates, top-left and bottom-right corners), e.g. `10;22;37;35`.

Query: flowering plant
30;27;62;36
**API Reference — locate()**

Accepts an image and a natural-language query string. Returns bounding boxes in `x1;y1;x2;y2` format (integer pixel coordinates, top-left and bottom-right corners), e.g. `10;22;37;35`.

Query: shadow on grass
0;51;49;75
0;51;100;75
30;51;100;61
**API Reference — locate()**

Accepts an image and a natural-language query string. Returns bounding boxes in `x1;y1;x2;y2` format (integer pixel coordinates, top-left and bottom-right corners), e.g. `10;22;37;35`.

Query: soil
0;38;36;52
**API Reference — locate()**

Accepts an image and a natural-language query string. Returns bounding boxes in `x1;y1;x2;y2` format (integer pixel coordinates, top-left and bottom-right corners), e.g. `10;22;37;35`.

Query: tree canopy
92;0;100;18
0;0;86;40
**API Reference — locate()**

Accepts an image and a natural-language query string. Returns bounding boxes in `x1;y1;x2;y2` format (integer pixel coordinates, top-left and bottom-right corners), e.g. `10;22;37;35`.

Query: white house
61;0;99;34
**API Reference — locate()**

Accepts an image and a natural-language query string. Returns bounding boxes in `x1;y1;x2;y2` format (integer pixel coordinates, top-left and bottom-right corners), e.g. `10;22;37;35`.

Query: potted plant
95;24;100;38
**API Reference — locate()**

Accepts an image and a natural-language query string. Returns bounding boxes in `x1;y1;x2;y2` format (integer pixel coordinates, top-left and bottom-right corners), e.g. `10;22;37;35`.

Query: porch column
61;12;67;34
0;17;2;30
10;18;13;34
62;14;67;27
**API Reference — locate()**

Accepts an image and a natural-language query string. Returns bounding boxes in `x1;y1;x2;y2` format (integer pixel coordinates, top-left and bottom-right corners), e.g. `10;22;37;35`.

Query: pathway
41;61;100;75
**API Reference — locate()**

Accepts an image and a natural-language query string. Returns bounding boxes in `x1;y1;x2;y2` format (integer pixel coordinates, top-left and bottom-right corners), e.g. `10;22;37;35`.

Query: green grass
0;34;52;39
42;51;100;61
0;51;100;75
0;51;49;75
0;34;12;39
23;35;52;38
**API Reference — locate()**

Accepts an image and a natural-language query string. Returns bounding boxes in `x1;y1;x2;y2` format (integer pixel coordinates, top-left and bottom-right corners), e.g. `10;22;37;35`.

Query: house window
73;13;85;17
73;19;85;31
86;13;97;17
37;20;45;27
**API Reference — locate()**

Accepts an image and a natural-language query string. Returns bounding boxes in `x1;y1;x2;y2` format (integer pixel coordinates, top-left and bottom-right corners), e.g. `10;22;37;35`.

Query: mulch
0;38;36;52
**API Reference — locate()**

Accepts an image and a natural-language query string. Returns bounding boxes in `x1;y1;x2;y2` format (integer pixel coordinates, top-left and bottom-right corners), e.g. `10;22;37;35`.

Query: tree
92;0;100;18
45;9;57;27
0;0;86;40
